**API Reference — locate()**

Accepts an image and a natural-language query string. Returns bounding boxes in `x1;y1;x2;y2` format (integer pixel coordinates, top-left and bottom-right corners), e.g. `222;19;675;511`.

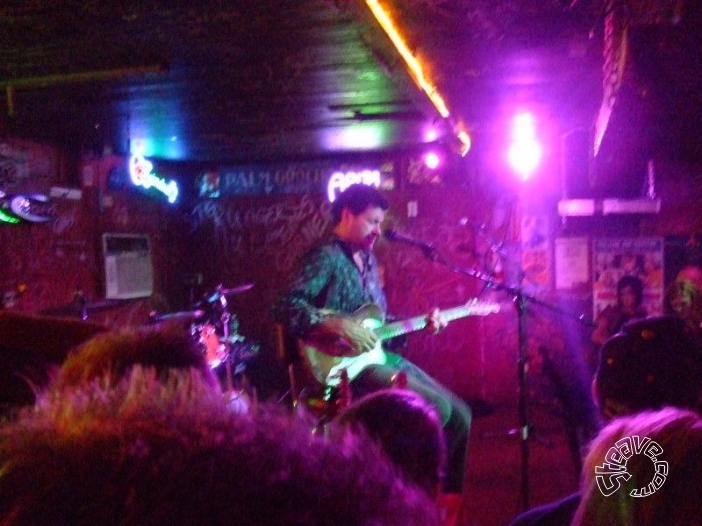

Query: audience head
335;388;447;498
0;367;440;526
51;324;220;392
666;264;702;333
573;407;702;526
594;316;702;420
330;184;389;225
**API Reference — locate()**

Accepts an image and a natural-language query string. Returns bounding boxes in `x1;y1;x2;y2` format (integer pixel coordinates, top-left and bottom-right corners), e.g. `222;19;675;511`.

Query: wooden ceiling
0;0;685;167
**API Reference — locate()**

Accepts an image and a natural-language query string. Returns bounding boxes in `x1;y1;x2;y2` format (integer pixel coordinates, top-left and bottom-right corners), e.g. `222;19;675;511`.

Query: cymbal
221;283;254;295
41;298;128;317
204;283;254;302
149;309;205;323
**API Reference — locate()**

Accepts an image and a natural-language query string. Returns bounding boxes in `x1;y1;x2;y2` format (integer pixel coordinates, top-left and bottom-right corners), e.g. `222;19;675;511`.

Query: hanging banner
521;214;551;287
202;161;396;197
592;237;664;319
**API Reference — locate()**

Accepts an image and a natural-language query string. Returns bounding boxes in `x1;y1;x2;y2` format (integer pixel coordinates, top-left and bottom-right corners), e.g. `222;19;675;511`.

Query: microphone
384;229;437;256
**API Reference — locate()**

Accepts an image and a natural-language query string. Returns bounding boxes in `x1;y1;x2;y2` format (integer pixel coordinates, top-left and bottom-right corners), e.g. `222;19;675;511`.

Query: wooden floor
460;399;583;526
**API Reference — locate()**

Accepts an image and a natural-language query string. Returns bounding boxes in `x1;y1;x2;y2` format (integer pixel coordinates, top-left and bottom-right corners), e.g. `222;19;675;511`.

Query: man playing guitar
272;184;474;502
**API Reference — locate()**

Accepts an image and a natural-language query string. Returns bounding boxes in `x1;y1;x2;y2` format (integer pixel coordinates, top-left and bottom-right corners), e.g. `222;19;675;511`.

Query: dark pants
350;353;472;494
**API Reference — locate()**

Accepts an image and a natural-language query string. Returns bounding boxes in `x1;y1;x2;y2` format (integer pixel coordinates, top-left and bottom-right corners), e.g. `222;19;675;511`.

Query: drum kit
150;282;259;405
39;283;258;411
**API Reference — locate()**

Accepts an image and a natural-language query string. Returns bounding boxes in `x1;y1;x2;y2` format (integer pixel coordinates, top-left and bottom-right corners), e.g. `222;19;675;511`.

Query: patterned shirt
272;234;387;338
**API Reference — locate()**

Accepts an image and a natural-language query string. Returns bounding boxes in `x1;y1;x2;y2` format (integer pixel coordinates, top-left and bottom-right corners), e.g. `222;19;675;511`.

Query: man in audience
51;323;220;391
335;388;446;499
335;388;465;526
508;315;702;526
666;263;702;337
592;316;702;419
0;367;440;526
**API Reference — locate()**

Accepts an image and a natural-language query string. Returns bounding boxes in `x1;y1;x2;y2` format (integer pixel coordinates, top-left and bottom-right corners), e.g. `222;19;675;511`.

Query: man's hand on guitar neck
313;314;378;356
426;307;447;335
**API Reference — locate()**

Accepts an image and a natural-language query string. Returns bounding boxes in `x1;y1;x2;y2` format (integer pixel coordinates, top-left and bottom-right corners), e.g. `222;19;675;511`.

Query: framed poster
555;237;590;290
592;237;664;319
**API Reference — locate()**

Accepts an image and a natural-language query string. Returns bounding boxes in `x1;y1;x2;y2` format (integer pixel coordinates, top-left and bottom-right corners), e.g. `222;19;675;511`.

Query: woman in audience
572;407;702;526
591;274;647;348
509;316;702;526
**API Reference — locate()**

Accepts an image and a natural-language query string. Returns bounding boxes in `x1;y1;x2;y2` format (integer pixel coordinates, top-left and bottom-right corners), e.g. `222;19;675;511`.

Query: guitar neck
300;300;499;386
375;303;495;342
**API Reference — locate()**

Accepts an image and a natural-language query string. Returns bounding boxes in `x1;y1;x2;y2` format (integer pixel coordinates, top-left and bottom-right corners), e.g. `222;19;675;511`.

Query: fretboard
374;301;499;342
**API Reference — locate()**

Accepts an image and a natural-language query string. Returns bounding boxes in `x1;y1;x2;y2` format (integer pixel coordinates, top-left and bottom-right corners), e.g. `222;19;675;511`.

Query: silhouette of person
0;367;440;526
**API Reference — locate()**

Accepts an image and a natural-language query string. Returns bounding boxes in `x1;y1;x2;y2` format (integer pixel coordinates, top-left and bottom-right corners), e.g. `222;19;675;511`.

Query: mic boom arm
384;229;438;260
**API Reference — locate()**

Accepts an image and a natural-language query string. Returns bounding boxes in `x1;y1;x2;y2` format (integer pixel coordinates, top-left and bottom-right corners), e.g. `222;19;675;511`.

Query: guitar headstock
464;298;501;315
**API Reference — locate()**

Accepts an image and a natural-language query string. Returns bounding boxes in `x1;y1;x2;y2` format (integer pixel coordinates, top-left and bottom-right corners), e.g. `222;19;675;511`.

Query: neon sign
0;207;20;224
129;154;179;203
327;169;381;202
0;193;55;224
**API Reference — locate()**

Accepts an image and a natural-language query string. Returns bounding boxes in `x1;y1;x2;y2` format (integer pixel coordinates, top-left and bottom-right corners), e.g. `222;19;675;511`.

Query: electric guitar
299;298;500;386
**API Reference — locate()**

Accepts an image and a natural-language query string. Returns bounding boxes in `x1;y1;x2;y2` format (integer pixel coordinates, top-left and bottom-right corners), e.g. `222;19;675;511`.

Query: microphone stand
74;291;89;321
407;243;587;511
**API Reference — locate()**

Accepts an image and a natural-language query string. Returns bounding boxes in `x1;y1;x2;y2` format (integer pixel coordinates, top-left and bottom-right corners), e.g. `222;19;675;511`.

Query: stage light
424;151;440;170
508;112;542;180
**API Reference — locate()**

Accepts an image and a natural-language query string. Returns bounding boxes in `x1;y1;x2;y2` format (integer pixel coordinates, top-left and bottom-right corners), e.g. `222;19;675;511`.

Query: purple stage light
508;113;542;180
424;151;440;170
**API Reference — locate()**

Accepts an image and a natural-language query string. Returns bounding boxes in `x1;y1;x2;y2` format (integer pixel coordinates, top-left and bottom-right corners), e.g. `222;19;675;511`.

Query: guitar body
299;304;386;386
298;299;500;386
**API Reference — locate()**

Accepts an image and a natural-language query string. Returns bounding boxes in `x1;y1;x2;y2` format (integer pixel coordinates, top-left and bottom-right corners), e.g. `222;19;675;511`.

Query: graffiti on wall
190;193;330;273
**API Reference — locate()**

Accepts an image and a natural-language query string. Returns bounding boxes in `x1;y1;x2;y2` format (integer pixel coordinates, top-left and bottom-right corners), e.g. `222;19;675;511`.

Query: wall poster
521;214;551;287
592;237;664;319
554;237;590;290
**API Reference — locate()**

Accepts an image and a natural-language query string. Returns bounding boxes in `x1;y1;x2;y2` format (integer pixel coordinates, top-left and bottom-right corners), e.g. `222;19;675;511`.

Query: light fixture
424;151;440;170
365;0;471;155
508;113;542;180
